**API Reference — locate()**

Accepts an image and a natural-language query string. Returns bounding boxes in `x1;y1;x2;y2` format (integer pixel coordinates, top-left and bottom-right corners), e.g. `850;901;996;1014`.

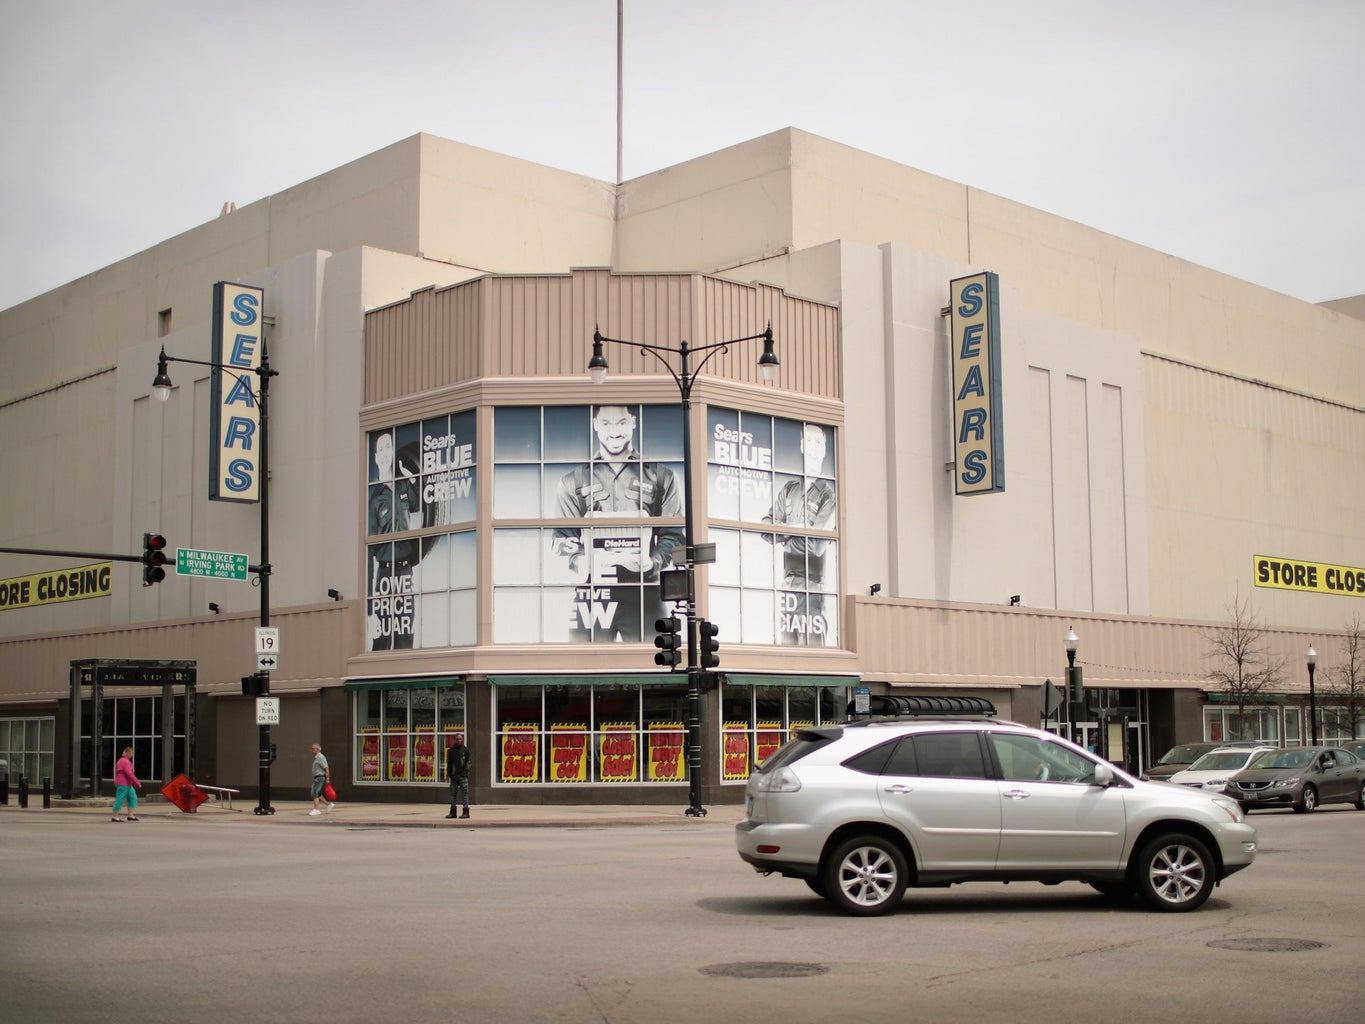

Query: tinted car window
913;732;990;779
1249;749;1312;769
990;732;1096;783
1158;743;1213;764
845;738;902;777
756;730;840;773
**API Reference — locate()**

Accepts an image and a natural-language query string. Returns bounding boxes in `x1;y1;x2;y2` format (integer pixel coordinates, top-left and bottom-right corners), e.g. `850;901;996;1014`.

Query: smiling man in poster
553;405;684;642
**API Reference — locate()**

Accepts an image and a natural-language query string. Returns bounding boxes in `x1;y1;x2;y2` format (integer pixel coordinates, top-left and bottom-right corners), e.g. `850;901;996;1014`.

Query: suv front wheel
1134;833;1214;912
822;835;909;916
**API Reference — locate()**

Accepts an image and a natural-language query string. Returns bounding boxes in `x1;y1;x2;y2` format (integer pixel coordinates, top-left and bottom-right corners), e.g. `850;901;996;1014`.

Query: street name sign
175;548;249;581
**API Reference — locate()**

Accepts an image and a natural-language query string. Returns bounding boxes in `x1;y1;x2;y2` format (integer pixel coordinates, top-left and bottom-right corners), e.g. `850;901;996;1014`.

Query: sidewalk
0;795;745;828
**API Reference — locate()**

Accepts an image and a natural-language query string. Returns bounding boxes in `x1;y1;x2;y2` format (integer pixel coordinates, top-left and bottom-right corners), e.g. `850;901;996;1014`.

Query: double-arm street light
588;325;778;817
153;340;279;815
1306;644;1318;745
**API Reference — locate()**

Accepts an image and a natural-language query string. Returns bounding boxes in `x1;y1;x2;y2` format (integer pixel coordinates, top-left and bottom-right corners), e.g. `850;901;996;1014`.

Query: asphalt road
2;806;1362;1023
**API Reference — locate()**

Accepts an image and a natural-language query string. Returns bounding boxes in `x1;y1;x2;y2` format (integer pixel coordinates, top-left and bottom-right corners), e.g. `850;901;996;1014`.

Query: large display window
718;684;843;782
493;681;688;784
354;685;465;784
79;697;184;784
707;409;839;647
365;412;477;650
492;404;685;643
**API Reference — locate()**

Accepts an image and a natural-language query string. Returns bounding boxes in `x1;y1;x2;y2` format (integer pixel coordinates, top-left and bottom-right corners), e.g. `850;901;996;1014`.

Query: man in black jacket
445;734;471;819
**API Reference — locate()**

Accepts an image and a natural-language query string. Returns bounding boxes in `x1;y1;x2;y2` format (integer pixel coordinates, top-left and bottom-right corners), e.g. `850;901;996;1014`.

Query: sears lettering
960;449;989;485
230;290;259;326
957;281;984;318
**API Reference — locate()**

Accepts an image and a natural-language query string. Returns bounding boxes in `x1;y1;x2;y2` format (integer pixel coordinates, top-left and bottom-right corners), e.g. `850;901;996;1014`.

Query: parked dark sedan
1142;742;1222;781
1224;746;1365;813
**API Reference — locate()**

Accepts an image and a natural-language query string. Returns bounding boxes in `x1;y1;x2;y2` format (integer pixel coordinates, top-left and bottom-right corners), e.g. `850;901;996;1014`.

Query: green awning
489;674;681;687
723;673;860;688
343;676;464;692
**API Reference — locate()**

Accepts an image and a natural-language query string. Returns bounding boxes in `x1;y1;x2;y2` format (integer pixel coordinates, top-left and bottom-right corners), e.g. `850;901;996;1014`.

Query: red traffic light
142;532;169;585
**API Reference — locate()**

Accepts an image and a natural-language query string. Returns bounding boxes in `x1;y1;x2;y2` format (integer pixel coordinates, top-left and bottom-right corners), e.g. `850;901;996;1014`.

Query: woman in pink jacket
111;746;142;822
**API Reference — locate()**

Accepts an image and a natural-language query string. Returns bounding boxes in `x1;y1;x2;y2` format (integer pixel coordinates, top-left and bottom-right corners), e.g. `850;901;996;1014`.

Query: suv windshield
1159;743;1211;764
1187;750;1259;771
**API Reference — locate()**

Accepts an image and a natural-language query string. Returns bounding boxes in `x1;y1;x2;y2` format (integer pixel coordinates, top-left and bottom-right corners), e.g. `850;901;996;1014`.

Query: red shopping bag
323;782;338;802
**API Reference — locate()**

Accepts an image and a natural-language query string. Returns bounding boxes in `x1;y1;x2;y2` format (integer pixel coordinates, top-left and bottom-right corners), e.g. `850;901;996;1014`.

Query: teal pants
112;785;139;813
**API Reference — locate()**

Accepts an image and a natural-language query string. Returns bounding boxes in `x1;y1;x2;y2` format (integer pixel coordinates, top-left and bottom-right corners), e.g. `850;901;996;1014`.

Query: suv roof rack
847;694;998;718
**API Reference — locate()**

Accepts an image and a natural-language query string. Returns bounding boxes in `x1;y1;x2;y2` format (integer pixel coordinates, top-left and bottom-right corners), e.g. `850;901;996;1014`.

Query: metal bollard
18;775;29;809
43;778;52;809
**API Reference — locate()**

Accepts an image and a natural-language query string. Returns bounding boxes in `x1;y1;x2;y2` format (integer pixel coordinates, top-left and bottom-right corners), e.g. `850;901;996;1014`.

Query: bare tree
1204;594;1286;741
1322;614;1365;739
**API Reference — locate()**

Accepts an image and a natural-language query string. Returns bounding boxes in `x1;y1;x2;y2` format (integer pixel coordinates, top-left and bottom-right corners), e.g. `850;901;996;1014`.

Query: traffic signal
241;674;269;697
699;619;720;669
654;616;682;669
141;532;168;585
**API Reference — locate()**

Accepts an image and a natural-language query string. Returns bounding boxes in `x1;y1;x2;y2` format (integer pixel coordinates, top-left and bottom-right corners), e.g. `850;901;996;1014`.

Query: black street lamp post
1064;627;1083;747
153;339;278;814
1306;643;1318;745
588;325;778;817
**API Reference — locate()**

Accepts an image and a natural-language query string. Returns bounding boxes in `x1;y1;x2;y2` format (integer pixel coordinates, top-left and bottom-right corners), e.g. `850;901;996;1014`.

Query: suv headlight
752;766;802;794
1211;795;1245;822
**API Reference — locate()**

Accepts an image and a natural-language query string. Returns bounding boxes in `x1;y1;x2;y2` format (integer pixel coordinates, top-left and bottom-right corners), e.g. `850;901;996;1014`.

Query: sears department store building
2;129;1362;805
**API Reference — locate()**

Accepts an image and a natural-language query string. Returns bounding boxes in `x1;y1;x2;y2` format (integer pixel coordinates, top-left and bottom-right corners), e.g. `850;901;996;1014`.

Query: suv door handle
1004;789;1031;800
883;784;914;794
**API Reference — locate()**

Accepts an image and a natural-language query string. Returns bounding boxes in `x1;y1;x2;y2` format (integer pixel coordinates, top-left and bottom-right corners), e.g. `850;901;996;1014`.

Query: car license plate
1242;791;1259;800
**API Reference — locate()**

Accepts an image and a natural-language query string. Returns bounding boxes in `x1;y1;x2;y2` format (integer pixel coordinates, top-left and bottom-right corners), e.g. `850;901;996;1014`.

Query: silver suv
735;702;1257;916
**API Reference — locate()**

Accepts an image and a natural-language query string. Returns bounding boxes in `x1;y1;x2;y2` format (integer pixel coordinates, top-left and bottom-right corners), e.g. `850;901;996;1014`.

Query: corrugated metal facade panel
852;597;1322;695
364;269;842;405
0;604;359;698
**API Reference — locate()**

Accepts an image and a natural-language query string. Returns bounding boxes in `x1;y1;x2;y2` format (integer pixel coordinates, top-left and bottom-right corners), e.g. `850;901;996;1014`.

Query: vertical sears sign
949;272;1005;495
210;281;265;502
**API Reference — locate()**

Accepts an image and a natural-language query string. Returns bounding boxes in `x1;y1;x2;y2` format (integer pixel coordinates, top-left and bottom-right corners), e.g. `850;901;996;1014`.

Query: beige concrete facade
2;128;1362;801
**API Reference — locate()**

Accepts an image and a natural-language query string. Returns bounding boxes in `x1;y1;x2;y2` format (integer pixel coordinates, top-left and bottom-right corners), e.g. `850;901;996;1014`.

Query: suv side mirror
1093;762;1114;787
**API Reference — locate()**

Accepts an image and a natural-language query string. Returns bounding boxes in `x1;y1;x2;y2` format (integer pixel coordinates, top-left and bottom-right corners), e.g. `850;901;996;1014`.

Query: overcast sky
2;1;1361;311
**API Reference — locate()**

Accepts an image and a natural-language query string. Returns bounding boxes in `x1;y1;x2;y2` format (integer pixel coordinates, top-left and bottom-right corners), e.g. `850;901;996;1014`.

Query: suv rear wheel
1134;833;1214;912
822;835;909;916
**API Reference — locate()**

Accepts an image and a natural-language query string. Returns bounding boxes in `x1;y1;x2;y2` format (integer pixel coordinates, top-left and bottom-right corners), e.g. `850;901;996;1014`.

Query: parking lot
1;803;1362;1023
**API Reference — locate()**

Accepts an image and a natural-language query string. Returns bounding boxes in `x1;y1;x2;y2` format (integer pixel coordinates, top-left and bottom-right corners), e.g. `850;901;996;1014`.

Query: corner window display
366;412;477;650
493;682;689;784
707;409;839;646
492;405;685;643
718;684;843;781
354;686;465;784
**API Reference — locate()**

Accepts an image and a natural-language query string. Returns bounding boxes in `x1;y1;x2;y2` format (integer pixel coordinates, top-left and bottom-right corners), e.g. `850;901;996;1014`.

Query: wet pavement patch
1207;938;1327;953
700;961;829;979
